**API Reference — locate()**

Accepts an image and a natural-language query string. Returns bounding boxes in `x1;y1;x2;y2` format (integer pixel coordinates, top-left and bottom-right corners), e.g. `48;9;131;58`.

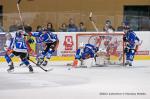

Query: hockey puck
68;68;71;70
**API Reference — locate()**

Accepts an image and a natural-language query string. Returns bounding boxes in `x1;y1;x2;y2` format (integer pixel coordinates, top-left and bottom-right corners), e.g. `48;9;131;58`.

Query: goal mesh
76;33;125;65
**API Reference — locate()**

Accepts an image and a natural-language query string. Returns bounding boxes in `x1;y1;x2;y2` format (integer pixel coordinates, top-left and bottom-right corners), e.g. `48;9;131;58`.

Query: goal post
76;32;125;65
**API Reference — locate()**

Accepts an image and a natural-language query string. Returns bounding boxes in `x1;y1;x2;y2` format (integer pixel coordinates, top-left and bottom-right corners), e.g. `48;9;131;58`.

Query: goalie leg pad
96;56;106;65
82;58;95;68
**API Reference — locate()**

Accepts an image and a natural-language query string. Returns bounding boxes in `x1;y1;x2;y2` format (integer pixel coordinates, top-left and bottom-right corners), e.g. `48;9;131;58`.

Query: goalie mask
16;30;23;37
79;42;85;48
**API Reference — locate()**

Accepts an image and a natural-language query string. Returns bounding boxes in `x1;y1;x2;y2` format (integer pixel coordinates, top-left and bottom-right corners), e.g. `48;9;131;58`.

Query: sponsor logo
63;36;74;50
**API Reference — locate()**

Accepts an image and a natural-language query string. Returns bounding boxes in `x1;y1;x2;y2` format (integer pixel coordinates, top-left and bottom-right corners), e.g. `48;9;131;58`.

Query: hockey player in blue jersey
75;43;97;60
123;25;140;66
73;43;98;67
5;30;33;72
32;30;59;66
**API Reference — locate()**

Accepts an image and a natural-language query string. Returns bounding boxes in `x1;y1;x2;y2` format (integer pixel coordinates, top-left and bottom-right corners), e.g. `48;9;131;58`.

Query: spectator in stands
67;18;78;32
36;25;42;32
24;24;32;33
9;20;20;32
0;22;4;32
78;22;86;32
46;22;55;32
41;25;46;31
103;19;115;33
59;23;67;32
117;22;126;31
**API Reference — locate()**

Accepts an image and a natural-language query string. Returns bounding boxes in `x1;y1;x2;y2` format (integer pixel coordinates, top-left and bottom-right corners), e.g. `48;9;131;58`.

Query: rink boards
0;31;150;62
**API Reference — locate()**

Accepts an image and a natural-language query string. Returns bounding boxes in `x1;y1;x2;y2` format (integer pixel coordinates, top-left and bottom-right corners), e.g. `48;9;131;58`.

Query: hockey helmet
16;30;23;37
79;42;85;48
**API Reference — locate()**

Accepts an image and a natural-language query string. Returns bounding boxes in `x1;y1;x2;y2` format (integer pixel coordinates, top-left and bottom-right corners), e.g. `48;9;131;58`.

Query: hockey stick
29;58;53;72
17;0;25;31
138;40;143;46
89;12;99;32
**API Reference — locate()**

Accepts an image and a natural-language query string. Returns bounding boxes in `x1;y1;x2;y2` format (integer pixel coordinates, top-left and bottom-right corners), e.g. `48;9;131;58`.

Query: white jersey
4;39;11;50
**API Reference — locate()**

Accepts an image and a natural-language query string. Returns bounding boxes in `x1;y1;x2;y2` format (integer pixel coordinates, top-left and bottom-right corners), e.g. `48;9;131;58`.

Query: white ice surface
0;60;150;99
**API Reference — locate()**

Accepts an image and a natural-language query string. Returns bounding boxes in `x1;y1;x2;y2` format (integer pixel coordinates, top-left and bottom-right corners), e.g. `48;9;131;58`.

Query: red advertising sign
63;36;74;50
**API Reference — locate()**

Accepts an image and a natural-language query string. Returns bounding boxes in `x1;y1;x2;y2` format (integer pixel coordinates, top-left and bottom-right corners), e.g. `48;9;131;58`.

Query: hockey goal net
76;33;125;65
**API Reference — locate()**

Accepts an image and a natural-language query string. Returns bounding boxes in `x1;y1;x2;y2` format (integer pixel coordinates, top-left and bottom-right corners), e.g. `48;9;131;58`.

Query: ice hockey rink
0;60;150;99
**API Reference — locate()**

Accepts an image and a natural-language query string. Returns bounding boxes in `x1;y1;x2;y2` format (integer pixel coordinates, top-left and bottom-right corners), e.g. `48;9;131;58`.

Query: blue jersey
32;31;42;37
32;31;58;43
75;48;84;59
125;30;140;49
67;24;78;32
84;44;97;54
11;36;28;52
31;32;42;43
75;44;97;59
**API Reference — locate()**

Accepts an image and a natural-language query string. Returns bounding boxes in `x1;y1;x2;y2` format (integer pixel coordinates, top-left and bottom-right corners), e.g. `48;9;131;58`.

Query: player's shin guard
5;54;12;64
125;50;135;66
22;58;30;66
37;54;45;65
46;49;54;59
22;58;33;72
42;49;54;66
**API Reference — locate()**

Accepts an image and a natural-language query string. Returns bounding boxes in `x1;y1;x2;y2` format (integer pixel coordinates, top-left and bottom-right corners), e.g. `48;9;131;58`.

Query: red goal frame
76;32;125;65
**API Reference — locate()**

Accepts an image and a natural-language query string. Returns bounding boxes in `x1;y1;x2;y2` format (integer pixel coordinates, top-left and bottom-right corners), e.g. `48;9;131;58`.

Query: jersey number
16;42;27;49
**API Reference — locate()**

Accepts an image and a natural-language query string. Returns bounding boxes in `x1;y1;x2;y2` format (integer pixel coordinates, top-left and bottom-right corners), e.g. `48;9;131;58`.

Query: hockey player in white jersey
4;33;13;51
4;30;33;72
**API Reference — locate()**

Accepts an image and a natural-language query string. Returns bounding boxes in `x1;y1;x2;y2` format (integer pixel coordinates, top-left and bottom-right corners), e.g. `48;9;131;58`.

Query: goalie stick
29;59;53;72
89;12;99;32
67;12;99;68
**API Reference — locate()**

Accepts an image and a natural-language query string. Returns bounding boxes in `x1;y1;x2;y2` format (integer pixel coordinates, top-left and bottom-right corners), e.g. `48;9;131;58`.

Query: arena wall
0;31;150;62
1;0;150;31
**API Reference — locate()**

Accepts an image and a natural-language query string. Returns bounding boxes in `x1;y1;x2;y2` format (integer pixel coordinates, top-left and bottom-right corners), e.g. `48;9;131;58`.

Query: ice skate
28;65;33;72
7;62;14;72
37;58;44;66
42;60;48;66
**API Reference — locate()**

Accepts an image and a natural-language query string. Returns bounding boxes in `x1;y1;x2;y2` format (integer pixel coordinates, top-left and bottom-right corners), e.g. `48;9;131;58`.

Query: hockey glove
75;55;81;60
123;36;127;42
124;47;129;53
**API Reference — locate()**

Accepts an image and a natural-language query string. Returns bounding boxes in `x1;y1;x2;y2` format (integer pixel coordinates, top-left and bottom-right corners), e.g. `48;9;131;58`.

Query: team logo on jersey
63;36;74;50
